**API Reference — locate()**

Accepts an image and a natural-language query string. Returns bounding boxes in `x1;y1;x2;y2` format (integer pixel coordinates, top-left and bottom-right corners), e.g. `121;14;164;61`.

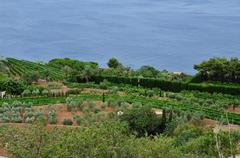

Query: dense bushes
120;106;166;136
0;80;25;95
91;76;240;95
1;120;239;158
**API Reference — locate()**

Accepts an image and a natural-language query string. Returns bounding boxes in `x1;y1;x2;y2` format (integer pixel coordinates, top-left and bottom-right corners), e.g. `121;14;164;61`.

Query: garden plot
0;98;128;126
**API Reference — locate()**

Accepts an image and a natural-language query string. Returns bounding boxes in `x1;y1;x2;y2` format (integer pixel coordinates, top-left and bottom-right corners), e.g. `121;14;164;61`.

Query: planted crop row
1;93;240;125
7;58;64;80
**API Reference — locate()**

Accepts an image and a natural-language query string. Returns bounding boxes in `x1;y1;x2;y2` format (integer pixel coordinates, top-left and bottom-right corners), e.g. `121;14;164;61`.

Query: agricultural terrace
0;57;240;157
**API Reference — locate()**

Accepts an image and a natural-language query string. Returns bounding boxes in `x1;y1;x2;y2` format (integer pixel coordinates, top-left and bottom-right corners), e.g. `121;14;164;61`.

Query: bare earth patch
225;106;240;114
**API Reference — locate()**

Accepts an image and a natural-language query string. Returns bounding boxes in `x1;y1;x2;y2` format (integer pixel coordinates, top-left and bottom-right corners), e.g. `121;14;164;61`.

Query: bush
93;107;101;114
48;109;57;124
92;75;240;95
120;106;164;136
22;89;31;97
62;119;73;125
42;89;49;96
99;79;111;89
0;80;25;95
12;101;23;107
74;115;81;125
32;89;40;96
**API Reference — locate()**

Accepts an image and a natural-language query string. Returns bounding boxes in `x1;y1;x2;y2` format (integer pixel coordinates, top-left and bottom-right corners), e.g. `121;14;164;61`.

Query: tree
42;69;50;81
136;66;159;78
1;80;25;95
107;58;122;69
194;57;240;83
63;65;72;80
120;106;164;136
23;71;40;84
82;65;95;82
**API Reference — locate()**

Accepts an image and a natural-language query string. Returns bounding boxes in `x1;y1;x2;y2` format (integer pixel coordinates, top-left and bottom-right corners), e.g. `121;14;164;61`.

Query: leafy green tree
136;66;159;78
120;106;164;136
42;69;50;81
107;58;122;69
1;80;25;95
82;65;95;82
23;71;40;84
194;57;240;83
63;65;72;80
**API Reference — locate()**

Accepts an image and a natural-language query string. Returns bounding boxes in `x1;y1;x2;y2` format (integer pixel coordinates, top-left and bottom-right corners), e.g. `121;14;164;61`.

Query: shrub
120;106;164;136
32;89;40;96
1;80;25;95
76;100;84;111
93;107;101;114
42;89;49;96
12;101;23;107
22;89;31;97
48;109;57;124
66;100;77;112
62;119;73;125
74;115;81;125
93;75;240;95
111;86;119;94
99;79;110;89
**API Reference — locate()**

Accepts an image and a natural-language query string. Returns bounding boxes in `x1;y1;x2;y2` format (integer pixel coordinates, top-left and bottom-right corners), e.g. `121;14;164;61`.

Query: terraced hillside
2;58;64;80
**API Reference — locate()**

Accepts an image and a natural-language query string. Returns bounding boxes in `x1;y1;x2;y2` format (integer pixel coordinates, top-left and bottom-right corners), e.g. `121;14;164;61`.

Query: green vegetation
194;57;240;83
6;58;64;80
1;56;240;157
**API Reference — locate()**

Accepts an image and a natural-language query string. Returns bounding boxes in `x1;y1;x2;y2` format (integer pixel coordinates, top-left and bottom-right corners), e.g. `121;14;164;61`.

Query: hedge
87;76;240;95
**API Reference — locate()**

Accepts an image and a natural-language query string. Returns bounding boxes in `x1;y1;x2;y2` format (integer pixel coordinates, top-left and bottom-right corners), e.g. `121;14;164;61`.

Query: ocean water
0;0;240;73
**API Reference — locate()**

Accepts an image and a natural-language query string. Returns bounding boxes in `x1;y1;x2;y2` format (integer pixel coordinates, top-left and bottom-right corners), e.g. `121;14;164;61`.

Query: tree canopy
194;57;240;83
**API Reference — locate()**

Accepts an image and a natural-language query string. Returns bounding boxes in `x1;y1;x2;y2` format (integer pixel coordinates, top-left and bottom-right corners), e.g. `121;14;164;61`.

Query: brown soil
0;148;8;157
225;106;240;114
203;118;217;127
34;80;70;94
32;101;113;125
82;88;109;95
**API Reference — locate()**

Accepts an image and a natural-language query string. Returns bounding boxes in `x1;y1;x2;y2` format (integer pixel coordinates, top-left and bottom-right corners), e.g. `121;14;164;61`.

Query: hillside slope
0;58;64;80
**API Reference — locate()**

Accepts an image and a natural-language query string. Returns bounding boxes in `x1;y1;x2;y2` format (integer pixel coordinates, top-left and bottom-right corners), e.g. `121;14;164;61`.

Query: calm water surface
0;0;240;73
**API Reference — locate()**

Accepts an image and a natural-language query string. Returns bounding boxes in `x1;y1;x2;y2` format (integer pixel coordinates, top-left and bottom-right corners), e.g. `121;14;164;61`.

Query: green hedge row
90;76;240;95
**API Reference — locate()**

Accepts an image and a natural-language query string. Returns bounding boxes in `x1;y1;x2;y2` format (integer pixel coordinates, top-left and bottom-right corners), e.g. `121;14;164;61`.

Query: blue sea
0;0;240;73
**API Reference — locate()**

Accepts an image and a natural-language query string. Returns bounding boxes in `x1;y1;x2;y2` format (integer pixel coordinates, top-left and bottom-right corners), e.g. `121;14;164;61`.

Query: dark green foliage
136;65;159;78
92;75;240;95
194;57;240;83
0;80;25;95
102;93;105;102
107;58;122;68
120;106;164;136
62;119;73;125
22;71;40;84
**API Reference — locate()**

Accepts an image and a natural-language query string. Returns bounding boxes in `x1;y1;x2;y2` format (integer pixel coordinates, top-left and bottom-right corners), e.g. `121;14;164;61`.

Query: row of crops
1;92;240;125
6;58;64;80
